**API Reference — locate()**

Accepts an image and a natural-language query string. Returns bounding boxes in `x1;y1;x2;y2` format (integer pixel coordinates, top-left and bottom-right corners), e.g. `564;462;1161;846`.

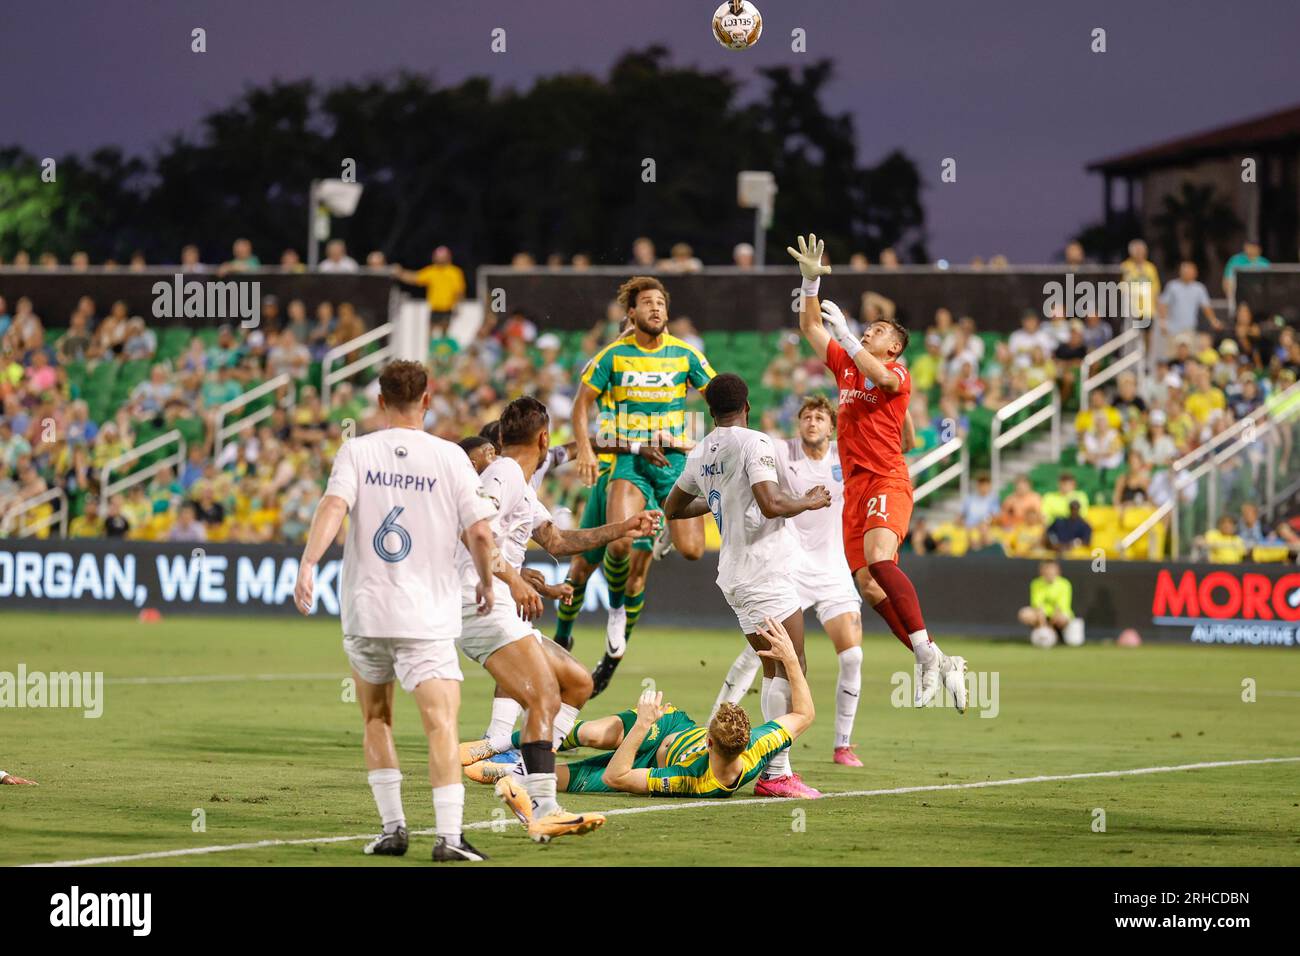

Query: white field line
23;755;1300;868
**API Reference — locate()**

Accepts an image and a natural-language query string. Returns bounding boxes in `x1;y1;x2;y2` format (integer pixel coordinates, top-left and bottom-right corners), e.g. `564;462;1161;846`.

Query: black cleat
590;653;621;698
433;835;488;862
363;826;408;856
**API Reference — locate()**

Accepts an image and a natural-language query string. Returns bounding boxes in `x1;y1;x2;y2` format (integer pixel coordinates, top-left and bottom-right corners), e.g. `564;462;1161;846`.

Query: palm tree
1152;181;1240;276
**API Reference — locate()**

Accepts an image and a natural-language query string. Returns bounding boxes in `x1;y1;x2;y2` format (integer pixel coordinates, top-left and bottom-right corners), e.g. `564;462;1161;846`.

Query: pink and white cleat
833;745;864;767
755;773;823;799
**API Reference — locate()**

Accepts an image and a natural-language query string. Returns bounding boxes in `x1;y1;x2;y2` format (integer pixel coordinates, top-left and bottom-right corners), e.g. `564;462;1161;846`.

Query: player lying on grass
0;769;37;785
661;372;831;798
467;617;813;805
789;232;967;712
453;396;660;842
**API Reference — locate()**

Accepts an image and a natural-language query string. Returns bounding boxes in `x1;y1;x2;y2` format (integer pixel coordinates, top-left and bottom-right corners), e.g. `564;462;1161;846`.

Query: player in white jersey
294;360;497;863
710;393;868;766
455;397;659;842
662;373;831;800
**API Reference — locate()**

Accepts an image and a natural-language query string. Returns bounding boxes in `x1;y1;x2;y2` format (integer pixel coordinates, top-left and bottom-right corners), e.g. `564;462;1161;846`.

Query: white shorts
457;581;542;665
343;635;463;693
792;559;862;625
721;572;803;634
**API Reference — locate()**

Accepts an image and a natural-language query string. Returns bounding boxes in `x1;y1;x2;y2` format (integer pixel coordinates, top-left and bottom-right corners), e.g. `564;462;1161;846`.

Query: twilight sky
2;0;1298;262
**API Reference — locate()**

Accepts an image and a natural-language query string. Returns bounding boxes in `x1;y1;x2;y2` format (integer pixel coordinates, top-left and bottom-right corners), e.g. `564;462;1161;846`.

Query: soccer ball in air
712;1;762;51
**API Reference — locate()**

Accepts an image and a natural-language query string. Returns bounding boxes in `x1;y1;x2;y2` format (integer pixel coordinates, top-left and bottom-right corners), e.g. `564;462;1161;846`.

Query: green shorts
609;450;686;510
562;707;698;794
579;466;660;566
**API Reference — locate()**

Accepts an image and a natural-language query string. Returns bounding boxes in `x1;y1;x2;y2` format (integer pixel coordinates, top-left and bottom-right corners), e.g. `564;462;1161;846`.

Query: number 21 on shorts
866;494;889;521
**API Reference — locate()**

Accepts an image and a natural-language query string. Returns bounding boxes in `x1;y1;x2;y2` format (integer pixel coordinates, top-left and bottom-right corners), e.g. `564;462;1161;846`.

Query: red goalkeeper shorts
842;473;913;573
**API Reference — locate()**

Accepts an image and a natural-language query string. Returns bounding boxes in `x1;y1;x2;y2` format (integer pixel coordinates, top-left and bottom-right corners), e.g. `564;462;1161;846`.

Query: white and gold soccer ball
712;1;762;51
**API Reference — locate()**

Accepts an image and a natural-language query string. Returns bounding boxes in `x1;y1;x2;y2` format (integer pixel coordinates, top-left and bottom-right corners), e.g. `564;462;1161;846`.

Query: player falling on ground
571;277;715;695
453;396;659;842
660;372;831;798
712;394;879;766
294;360;498;862
468;617;812;803
788;233;968;710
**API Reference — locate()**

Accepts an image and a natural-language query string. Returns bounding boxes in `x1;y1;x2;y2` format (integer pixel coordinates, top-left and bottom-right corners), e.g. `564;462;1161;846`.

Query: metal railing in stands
1121;391;1300;558
910;436;967;505
321;322;393;407
1079;327;1145;409
99;429;187;511
1;487;68;539
1172;378;1300;475
213;373;292;458
990;381;1061;493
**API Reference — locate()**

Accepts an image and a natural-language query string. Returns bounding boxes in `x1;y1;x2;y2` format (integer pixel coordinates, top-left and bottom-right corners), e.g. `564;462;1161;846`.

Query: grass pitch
3;611;1298;867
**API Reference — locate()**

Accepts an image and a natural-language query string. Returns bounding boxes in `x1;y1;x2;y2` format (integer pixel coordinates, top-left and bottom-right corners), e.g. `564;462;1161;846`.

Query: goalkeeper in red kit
787;234;967;711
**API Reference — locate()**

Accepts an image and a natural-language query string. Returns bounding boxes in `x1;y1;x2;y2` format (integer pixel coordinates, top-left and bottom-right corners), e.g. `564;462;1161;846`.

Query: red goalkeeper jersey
824;339;911;483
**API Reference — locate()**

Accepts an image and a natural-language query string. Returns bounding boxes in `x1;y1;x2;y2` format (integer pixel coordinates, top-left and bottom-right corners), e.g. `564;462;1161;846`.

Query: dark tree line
0;47;927;271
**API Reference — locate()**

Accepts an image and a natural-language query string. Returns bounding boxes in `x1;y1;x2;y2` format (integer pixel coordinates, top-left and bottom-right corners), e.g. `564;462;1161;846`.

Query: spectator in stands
180;445;207;490
104;495;129;539
1024;345;1056;390
660;242;702;273
70;251;90;271
879;248;900;269
192;484;225;528
283;299;310;345
219;238;261;275
319;239;358;273
1081;413;1124;477
1222;238;1269;305
1042;471;1088;523
122;317;157;362
669;316;704;353
1156;260;1219;364
1236;501;1274;549
1082;313;1113;353
180;244;208;273
1197;515;1246;564
1133;409;1178;467
64;400;98;448
168;501;208;542
1009;311;1054;368
1110;371;1147;437
129;365;175;417
395;246;465;330
1227;370;1263;421
1046;499;1092;554
280;248;306;272
630;237;656;267
1005;504;1047;557
1054;322;1088;400
763;333;803;391
129;251;148;272
1120;238;1160;332
733;243;755;268
1074;387;1121;438
910;333;942;395
1229;304;1266;370
1112;450;1152;520
1018;559;1084;647
1064;241;1087;267
960;472;1000;549
999;475;1042;529
1184;361;1227;428
0;296;9;339
69;496;103;538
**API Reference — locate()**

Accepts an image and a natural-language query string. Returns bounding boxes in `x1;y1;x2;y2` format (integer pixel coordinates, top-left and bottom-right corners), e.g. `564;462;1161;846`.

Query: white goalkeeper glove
786;233;831;295
820;299;863;358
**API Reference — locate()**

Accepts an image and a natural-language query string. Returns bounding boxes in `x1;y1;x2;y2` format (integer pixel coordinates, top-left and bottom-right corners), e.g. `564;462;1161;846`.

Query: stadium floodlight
737;170;777;265
307;179;365;268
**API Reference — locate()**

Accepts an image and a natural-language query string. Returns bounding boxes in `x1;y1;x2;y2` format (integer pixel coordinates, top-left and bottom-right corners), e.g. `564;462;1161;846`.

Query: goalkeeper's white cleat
605;606;628;659
915;653;942;707
940;654;968;714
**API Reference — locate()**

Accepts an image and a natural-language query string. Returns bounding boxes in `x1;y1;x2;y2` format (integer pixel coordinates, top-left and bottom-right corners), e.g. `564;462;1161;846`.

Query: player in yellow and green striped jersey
477;617;816;803
570;276;716;695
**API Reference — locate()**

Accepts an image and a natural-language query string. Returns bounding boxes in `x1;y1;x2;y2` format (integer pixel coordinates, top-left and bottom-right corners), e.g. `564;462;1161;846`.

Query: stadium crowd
2;235;1298;564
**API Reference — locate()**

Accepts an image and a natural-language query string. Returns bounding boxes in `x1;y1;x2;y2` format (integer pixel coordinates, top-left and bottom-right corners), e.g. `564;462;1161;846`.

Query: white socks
432;783;464;841
760;676;793;779
911;630;939;664
487;731;514;754
835;646;863;748
552;703;580;751
486;696;522;738
367;768;405;832
524;772;560;818
712;644;762;718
